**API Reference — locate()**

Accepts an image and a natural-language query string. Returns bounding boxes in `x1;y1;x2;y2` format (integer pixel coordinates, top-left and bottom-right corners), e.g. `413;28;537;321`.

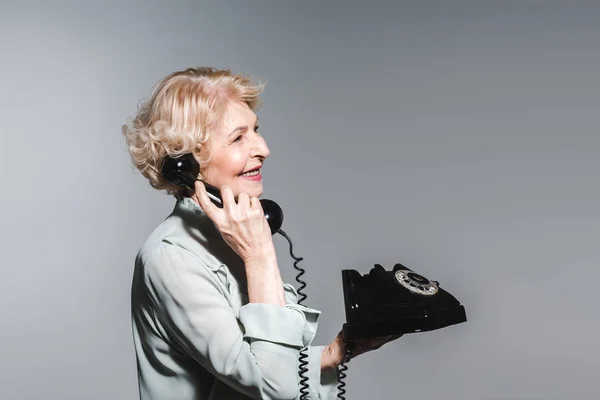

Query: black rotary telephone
161;153;467;400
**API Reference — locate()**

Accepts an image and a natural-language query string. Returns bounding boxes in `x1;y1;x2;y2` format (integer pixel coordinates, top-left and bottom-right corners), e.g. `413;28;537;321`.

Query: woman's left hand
322;329;403;370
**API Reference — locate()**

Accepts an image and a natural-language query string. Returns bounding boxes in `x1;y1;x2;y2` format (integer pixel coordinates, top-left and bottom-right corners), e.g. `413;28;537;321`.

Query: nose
251;133;270;160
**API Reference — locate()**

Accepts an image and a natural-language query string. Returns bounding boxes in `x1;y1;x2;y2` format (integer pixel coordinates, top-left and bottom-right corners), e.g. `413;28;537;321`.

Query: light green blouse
131;196;340;399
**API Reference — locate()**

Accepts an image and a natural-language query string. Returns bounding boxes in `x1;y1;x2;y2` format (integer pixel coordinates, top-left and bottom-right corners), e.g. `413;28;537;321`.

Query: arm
145;243;321;400
245;250;287;306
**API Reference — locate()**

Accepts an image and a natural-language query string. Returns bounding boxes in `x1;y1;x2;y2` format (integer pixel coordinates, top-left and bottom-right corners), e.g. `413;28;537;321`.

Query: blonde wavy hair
122;66;265;196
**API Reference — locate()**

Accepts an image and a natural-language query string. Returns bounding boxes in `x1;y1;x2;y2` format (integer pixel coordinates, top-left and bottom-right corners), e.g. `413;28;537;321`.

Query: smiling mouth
239;163;262;176
239;168;261;177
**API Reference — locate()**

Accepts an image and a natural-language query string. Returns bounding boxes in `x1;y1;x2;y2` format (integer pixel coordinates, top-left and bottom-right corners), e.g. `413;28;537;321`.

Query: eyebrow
228;117;259;137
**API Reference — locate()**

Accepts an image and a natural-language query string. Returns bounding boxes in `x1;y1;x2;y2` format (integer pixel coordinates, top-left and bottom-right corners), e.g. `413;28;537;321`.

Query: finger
365;336;392;349
220;185;237;212
377;334;402;347
249;196;261;210
357;338;379;350
376;335;397;342
195;181;219;217
237;192;250;212
380;334;402;343
249;197;266;220
380;335;397;344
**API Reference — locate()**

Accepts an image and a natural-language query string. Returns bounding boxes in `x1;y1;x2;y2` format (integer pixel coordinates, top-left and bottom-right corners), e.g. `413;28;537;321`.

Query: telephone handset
161;153;284;234
160;153;467;400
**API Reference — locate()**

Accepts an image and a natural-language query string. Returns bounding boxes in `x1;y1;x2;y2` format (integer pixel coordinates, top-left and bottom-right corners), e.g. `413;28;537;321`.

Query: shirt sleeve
282;284;341;400
144;242;322;400
303;345;341;399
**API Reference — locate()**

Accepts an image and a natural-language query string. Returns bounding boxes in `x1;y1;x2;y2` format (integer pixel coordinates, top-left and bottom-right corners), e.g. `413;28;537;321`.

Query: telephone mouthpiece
260;199;284;233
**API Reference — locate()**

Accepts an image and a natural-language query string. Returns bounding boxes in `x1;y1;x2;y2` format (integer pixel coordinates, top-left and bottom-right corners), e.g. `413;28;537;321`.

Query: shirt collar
171;196;236;272
172;195;215;227
176;195;206;216
172;195;224;239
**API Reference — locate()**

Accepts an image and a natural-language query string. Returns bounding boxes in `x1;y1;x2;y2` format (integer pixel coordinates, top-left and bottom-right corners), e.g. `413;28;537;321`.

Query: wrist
321;344;342;371
243;244;277;266
321;345;333;370
244;250;285;306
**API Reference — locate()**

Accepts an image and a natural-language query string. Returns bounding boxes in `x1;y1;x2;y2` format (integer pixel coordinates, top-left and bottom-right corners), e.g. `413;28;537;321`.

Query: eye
233;135;242;142
254;125;260;134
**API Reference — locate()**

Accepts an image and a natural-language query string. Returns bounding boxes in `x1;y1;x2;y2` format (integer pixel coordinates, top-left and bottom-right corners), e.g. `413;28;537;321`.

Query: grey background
1;1;598;399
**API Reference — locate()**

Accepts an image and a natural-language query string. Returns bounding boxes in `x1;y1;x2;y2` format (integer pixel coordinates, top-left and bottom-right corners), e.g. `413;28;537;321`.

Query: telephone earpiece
161;153;284;234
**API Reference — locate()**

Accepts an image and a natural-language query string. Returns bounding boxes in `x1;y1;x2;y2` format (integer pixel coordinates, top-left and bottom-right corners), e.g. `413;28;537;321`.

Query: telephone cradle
341;263;467;341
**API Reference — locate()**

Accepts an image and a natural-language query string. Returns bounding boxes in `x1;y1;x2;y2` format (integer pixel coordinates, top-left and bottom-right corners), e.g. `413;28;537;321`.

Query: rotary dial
394;270;439;296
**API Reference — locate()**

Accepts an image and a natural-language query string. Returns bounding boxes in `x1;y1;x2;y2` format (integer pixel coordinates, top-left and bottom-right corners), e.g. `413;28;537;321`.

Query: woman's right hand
194;181;275;263
322;330;403;370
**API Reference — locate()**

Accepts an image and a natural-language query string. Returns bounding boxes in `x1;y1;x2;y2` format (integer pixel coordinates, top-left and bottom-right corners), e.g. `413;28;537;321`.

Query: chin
236;178;264;198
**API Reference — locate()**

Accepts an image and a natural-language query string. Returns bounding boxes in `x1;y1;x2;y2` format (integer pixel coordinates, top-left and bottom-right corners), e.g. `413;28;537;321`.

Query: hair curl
122;66;265;196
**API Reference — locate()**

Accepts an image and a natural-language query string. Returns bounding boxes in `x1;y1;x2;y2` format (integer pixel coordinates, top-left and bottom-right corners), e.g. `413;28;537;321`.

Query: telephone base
342;304;466;341
341;263;467;342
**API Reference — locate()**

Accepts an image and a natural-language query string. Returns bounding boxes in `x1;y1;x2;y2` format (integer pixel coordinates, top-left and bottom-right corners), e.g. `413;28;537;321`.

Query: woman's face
200;100;270;199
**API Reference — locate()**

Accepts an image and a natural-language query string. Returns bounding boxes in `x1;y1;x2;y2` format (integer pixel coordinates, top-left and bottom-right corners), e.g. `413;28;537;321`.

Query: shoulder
131;216;230;305
133;212;225;282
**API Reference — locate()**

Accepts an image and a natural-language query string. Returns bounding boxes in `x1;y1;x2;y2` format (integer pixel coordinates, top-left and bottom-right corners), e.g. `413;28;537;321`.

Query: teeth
241;169;260;177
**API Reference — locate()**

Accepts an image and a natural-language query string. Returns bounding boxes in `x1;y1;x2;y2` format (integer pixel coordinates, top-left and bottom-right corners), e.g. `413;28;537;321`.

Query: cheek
206;150;247;179
227;152;247;173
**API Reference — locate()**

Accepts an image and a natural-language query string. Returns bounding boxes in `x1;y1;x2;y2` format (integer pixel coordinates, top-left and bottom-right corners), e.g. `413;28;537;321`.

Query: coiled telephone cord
278;229;352;400
277;229;310;399
336;342;353;399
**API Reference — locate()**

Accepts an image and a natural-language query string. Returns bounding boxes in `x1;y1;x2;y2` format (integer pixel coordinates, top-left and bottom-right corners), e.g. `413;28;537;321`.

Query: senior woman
123;67;399;400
